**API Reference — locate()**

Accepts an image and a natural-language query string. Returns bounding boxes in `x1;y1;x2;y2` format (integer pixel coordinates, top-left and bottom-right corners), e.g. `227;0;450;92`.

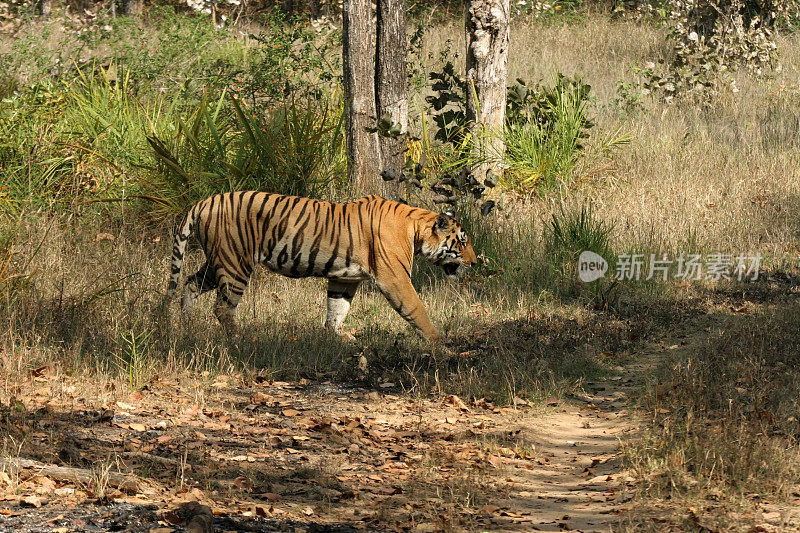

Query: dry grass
621;299;800;530
1;215;633;403
421;18;800;268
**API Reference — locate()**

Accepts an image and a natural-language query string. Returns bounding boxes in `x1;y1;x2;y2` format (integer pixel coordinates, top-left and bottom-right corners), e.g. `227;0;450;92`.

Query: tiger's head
421;213;478;279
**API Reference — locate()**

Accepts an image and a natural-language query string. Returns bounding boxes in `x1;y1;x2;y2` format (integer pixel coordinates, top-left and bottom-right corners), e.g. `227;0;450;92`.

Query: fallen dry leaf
585;475;612;484
93;233;115;243
249;392;271;404
20;495;43;508
444;394;470;411
513;396;530;407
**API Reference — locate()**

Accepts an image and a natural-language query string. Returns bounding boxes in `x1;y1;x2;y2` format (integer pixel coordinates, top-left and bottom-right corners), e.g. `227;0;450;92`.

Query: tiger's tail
165;207;198;300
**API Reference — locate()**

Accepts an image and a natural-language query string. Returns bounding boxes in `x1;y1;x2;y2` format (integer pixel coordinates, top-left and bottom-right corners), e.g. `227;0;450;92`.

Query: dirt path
0;356;647;533
498;373;638;532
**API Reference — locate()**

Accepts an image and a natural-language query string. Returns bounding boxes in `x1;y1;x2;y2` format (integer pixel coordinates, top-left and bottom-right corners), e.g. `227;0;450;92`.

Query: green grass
499;75;594;190
145;91;346;221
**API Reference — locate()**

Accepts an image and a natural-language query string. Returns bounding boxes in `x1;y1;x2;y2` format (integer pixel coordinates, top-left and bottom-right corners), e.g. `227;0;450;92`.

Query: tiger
165;192;477;341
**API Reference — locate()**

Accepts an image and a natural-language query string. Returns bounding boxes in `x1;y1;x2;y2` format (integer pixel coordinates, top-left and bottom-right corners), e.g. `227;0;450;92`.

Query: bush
643;0;794;100
242;9;341;111
145;91;345;221
422;62;595;192
500;75;593;190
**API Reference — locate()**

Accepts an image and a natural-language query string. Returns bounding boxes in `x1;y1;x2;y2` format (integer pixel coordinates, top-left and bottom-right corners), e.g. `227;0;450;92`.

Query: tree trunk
465;0;509;180
124;0;143;16
309;0;323;18
342;0;382;194
375;0;407;197
280;0;295;15
37;0;52;19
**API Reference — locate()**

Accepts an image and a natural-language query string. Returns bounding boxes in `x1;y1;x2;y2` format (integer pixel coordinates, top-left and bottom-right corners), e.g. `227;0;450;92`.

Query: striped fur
165;192;477;341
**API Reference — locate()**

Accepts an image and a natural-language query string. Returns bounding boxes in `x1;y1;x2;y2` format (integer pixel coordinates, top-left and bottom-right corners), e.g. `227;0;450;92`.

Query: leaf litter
0;369;643;531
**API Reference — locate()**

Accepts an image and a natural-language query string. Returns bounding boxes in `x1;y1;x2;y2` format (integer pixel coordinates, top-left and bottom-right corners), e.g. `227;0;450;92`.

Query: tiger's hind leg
324;280;361;337
213;270;252;334
182;262;217;311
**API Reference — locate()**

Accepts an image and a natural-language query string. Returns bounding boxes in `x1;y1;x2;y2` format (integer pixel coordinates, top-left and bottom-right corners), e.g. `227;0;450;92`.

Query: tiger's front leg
324;280;361;337
375;276;441;342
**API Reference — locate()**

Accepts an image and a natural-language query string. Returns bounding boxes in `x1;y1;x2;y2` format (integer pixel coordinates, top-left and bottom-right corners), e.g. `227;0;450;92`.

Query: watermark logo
578;251;762;283
578;250;608;282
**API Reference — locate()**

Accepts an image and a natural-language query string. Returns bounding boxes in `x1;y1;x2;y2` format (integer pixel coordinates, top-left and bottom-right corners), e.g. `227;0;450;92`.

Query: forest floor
0;349;640;533
2;273;800;532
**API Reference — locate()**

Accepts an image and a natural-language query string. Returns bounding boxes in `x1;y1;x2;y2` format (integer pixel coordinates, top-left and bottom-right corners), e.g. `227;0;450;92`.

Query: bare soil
0;353;642;532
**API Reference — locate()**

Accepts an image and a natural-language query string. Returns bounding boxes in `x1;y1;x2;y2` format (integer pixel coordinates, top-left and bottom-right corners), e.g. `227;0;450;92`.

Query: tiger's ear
434;213;452;232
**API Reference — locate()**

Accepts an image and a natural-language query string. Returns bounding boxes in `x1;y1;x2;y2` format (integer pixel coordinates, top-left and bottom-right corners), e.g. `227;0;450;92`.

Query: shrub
425;60;469;147
642;0;796;101
422;62;595;192
242;9;341;111
500;76;593;190
145;91;345;221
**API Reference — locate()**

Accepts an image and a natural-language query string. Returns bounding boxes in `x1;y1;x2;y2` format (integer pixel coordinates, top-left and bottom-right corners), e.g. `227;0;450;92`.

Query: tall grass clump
499;75;593;191
0;80;71;212
61;64;158;200
145;92;346;221
65;65;146;166
544;202;614;272
541;202;619;307
0;64;179;214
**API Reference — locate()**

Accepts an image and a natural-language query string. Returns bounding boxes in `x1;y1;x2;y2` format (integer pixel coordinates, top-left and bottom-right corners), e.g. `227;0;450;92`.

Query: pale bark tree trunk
124;0;143;16
465;0;509;179
342;0;382;194
375;0;407;196
37;0;52;19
